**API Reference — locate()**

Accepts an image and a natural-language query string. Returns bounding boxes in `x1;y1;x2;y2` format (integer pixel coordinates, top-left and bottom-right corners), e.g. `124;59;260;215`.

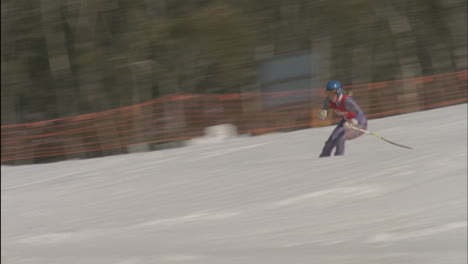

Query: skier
318;80;367;157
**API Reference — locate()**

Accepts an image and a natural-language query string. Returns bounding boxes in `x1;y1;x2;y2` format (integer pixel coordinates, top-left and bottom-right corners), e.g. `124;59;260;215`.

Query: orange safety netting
1;70;467;163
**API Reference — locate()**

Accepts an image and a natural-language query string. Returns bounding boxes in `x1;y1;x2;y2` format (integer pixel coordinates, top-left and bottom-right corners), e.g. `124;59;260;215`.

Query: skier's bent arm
322;98;331;110
318;98;331;120
344;97;365;122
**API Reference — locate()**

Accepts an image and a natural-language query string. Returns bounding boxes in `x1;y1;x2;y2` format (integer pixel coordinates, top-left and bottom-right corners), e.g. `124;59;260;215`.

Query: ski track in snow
1;104;467;264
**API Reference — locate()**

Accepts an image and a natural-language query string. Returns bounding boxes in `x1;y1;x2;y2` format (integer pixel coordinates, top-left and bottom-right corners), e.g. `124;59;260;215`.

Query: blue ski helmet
326;80;342;95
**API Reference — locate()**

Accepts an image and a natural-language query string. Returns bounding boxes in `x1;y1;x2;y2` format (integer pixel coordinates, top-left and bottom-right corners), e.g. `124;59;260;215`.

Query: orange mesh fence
1;70;467;163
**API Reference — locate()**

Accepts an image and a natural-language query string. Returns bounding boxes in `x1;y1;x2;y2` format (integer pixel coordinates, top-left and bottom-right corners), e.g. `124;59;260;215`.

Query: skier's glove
318;109;328;120
344;118;358;129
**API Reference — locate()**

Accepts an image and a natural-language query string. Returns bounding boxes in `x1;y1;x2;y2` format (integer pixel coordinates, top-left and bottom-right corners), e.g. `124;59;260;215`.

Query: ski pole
349;126;413;150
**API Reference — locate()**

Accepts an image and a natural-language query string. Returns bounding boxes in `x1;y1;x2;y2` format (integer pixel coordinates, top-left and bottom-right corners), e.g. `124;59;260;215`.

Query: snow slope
1;104;467;264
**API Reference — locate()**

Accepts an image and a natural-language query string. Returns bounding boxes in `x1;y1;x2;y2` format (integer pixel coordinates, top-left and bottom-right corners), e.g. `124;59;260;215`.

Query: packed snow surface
2;104;467;264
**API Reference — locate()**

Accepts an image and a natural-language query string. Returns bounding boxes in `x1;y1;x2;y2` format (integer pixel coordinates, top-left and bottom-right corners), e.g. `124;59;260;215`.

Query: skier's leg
319;138;335;157
345;118;368;140
334;130;346;156
319;121;345;157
